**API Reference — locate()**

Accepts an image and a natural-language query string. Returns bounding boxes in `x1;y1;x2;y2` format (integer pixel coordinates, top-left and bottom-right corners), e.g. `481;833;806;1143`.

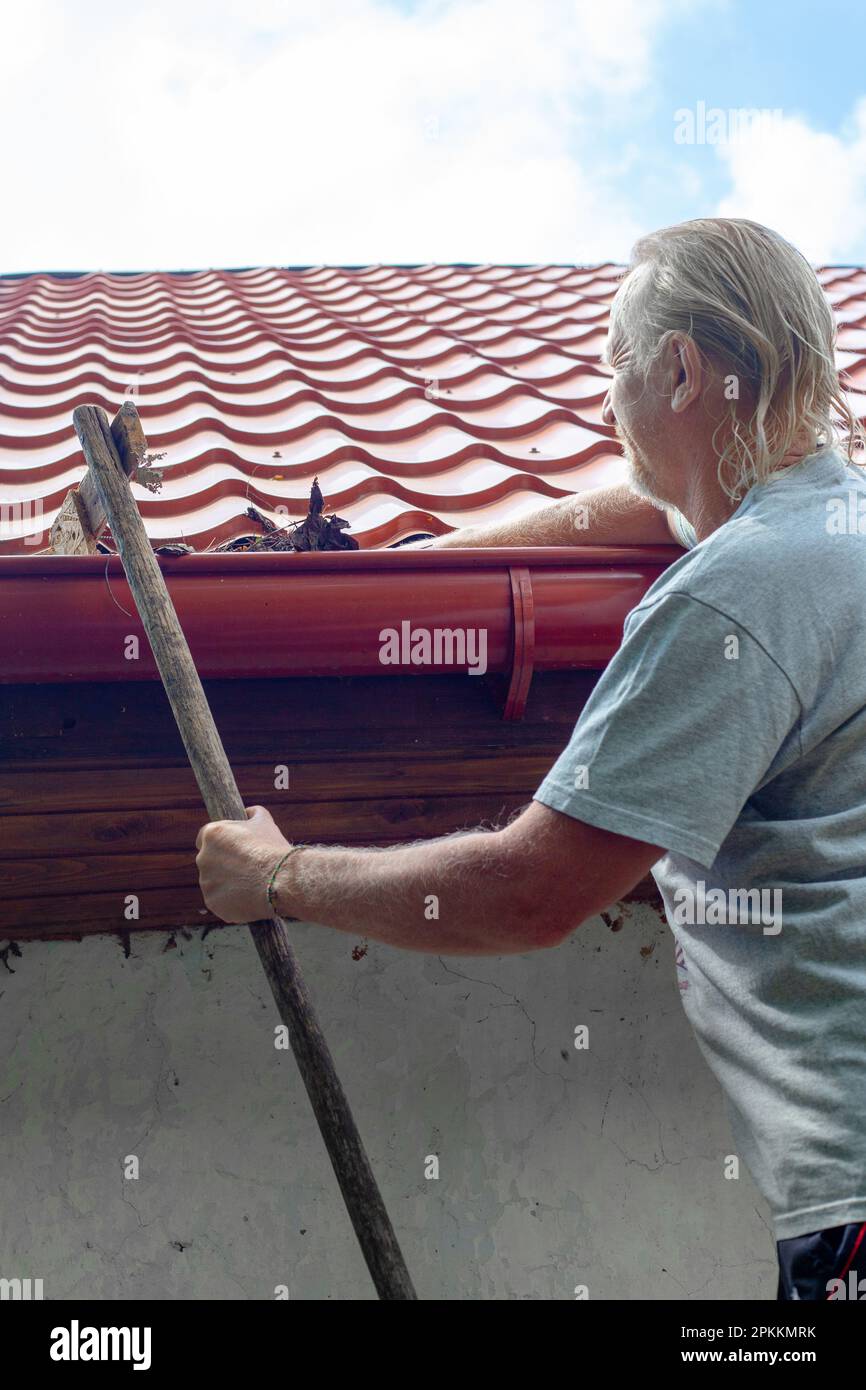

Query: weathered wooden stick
73;402;416;1301
51;402;148;554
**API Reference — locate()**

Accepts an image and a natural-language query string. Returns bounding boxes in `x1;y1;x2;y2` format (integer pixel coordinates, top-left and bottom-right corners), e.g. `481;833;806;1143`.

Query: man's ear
668;334;703;413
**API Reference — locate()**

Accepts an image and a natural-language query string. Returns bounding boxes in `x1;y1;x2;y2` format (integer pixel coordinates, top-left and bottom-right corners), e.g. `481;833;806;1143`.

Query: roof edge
0;545;674;684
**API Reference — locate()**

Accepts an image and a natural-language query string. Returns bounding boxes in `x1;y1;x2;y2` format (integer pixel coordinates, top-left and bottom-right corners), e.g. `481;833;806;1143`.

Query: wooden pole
51;402;148;554
74;403;416;1301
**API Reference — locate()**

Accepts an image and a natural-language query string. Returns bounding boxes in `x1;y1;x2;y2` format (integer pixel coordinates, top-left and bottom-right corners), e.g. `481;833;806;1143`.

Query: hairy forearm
406;483;677;549
272;825;556;956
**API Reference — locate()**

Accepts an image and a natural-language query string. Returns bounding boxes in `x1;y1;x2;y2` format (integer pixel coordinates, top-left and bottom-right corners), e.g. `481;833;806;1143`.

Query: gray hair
611;218;864;500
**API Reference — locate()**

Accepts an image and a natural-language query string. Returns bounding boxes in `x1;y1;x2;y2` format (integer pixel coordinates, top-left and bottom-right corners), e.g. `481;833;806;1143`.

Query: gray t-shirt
535;445;866;1240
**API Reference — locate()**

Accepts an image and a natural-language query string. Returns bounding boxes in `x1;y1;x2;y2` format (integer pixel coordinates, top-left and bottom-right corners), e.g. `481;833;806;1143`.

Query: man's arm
403;482;686;549
195;802;662;956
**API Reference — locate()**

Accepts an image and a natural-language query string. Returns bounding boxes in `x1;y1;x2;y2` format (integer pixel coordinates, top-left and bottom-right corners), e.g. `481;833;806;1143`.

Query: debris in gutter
99;479;358;557
214;477;359;553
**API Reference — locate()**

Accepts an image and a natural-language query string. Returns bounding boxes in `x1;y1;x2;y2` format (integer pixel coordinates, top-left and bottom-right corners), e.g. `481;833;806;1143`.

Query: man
197;218;866;1302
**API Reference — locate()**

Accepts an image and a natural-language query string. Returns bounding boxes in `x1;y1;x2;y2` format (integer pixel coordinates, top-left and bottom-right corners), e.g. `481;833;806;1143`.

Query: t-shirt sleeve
534;592;802;868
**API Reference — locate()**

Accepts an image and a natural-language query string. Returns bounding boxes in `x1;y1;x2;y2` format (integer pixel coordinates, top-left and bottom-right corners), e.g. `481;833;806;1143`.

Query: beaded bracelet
267;846;302;920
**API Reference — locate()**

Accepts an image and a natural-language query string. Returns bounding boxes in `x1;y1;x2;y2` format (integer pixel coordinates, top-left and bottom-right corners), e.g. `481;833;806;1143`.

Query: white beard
626;457;668;511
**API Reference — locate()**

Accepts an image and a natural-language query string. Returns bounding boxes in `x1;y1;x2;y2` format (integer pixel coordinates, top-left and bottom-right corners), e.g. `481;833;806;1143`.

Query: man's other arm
403;482;687;549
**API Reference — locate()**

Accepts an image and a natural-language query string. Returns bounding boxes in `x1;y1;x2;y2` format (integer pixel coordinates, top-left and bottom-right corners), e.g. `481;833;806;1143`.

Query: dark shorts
777;1220;866;1300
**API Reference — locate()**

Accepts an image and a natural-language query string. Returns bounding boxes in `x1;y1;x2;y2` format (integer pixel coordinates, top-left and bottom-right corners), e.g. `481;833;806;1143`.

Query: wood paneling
0;671;661;939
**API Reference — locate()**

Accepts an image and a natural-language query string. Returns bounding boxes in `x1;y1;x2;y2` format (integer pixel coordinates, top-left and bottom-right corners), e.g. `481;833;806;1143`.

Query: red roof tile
1;263;864;554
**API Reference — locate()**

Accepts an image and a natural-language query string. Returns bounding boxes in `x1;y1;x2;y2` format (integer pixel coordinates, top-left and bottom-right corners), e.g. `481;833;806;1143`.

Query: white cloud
716;102;866;263
0;0;673;270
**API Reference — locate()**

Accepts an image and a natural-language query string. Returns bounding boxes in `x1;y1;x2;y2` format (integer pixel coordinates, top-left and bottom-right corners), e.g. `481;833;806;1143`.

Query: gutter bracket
502;566;535;720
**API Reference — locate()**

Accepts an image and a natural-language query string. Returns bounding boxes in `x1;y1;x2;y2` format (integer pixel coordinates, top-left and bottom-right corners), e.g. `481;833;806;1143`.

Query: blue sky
1;0;864;271
622;0;866;248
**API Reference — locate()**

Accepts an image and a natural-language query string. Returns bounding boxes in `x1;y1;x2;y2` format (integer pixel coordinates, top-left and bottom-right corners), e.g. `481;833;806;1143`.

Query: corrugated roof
2;263;865;553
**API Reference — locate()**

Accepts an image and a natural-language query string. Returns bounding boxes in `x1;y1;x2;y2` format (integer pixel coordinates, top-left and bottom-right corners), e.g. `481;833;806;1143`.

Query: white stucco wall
0;904;777;1300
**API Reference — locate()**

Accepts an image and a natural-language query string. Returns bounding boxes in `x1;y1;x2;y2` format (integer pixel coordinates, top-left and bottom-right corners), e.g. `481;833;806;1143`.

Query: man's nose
601;390;615;427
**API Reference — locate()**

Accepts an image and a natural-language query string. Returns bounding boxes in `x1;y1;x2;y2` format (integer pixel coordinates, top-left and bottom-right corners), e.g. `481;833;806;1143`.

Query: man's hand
196;805;292;924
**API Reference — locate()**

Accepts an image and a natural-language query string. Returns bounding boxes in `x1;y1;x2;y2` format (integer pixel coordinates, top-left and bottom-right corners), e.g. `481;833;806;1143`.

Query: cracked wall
0;906;777;1300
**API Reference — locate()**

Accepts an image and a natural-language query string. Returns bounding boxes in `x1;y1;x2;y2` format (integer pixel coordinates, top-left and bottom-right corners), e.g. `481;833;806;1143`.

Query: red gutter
0;545;676;696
